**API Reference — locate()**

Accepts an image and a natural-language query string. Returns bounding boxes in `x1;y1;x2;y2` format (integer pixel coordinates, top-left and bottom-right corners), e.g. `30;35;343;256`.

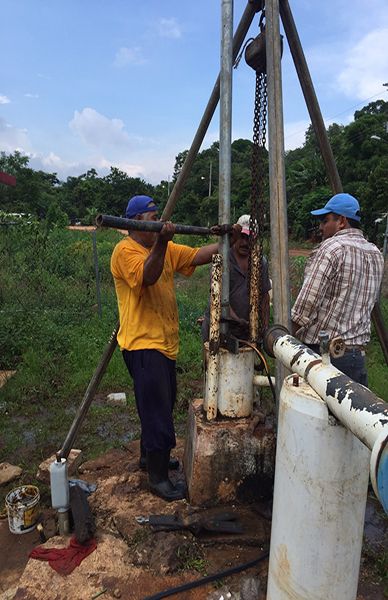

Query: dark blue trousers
308;345;367;386
122;349;177;453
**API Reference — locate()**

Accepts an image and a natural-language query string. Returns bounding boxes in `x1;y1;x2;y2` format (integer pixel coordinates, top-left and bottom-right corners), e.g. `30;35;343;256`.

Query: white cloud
69;107;131;148
337;28;388;99
27;151;144;181
96;157;143;177
113;46;146;67
41;152;69;170
0;117;31;152
284;120;311;150
158;18;182;39
25;93;39;99
283;117;341;151
0;95;10;104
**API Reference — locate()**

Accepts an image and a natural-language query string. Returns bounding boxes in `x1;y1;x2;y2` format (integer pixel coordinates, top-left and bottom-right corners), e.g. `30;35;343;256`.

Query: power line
285;89;388;145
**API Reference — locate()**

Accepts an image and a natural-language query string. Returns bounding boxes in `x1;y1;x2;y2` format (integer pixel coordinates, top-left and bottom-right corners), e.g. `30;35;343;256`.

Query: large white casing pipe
267;375;370;600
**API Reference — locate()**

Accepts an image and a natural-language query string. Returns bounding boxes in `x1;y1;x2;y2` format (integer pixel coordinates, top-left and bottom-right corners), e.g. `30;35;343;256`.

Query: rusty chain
249;67;267;344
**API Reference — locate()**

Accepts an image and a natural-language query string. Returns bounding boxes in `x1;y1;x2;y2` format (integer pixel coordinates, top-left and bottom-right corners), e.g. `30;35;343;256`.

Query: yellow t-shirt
111;236;199;360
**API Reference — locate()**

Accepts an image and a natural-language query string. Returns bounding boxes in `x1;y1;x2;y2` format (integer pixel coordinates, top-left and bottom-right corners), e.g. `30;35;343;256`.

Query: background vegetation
0;98;387;503
1;99;388;245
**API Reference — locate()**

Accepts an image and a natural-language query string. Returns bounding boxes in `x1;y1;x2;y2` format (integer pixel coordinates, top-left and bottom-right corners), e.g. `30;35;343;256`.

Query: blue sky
1;0;388;184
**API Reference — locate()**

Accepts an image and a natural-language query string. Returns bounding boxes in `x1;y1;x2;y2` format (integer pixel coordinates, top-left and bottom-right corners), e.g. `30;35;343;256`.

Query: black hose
263;361;277;402
238;339;277;403
142;551;269;600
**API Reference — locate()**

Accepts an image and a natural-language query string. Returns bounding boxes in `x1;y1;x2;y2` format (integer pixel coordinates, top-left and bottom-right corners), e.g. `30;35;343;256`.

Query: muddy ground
0;438;387;600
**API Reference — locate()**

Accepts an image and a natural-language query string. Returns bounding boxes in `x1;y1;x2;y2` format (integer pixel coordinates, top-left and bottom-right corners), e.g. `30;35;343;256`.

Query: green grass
0;225;387;509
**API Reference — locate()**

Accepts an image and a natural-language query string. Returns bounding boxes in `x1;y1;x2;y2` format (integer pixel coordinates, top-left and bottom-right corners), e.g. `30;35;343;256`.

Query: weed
1;225;387;498
176;541;207;574
129;527;151;549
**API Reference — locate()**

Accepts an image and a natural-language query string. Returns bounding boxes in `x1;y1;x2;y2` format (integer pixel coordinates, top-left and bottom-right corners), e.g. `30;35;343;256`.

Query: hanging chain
249;67;267;344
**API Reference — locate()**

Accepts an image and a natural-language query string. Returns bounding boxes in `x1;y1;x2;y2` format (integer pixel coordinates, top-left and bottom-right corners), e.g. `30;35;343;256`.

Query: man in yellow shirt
111;195;230;501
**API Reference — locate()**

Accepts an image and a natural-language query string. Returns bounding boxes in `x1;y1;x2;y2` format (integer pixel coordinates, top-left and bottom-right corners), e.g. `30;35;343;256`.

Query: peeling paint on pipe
264;325;388;513
204;254;222;420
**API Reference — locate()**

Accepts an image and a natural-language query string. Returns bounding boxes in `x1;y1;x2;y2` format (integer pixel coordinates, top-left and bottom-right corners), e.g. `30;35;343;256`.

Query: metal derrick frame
58;0;387;459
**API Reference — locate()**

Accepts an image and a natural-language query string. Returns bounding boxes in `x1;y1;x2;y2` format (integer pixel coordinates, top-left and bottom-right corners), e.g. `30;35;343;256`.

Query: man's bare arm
142;222;175;286
191;243;219;266
191;224;242;266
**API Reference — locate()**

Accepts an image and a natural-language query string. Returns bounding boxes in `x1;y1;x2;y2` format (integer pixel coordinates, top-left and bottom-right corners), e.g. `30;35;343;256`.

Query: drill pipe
96;214;232;237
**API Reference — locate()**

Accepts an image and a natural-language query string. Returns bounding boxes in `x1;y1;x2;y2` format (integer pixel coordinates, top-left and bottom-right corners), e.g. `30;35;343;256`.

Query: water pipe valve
319;330;331;365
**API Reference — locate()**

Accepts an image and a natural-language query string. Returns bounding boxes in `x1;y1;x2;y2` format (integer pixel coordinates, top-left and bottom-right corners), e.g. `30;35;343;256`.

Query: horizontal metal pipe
264;325;388;513
253;374;275;387
264;326;388;450
96;214;231;236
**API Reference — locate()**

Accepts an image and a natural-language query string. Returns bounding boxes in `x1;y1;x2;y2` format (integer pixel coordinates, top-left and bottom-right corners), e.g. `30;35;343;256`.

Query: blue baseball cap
125;195;158;219
311;193;361;222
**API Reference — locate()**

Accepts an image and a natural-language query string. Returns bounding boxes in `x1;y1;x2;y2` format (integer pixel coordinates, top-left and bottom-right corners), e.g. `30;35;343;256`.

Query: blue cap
125;195;158;219
311;193;361;222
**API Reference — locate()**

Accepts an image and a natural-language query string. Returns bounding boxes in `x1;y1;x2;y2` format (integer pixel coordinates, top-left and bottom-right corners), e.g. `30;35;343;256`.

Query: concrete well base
184;399;276;507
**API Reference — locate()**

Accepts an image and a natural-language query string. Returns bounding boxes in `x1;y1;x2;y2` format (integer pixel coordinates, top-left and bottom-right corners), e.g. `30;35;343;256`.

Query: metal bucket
6;485;40;534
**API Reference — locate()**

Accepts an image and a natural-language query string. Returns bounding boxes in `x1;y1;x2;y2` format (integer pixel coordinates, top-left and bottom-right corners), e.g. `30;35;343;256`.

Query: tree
45;200;68;229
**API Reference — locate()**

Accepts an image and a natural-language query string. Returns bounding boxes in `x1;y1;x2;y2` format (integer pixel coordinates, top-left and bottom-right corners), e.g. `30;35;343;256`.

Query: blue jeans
308;345;367;386
331;350;367;387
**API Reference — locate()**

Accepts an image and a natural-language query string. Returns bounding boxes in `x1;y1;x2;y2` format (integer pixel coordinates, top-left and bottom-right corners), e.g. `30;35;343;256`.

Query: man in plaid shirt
291;193;384;385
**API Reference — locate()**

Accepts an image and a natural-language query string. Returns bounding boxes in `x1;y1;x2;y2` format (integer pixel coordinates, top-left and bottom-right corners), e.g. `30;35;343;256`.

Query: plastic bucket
5;485;40;534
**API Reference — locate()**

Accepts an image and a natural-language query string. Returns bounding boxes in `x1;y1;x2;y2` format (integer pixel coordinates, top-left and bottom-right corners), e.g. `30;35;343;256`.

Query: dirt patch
0;371;16;389
67;225;128;235
0;441;386;599
289;248;311;257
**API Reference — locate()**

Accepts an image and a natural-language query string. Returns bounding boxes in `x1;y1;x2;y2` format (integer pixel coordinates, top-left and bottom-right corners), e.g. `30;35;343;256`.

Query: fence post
92;230;102;318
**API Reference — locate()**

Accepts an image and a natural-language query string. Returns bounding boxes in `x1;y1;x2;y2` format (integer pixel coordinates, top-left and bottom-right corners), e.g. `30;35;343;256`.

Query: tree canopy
1;99;387;241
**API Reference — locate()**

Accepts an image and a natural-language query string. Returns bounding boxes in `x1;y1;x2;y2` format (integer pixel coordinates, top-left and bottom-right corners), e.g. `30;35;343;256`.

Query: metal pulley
244;29;283;74
245;30;267;73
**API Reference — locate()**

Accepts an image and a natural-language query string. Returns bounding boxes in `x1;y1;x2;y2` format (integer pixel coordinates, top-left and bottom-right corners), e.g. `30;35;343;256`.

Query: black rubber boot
147;450;185;501
139;440;179;471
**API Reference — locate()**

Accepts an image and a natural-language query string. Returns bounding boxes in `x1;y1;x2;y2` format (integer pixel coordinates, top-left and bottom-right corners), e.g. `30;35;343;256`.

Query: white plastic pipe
265;327;388;514
268;332;388;449
253;375;276;387
267;375;370;600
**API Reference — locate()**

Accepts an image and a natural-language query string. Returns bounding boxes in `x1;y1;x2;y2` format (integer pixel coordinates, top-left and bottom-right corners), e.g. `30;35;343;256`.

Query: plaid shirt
291;229;384;346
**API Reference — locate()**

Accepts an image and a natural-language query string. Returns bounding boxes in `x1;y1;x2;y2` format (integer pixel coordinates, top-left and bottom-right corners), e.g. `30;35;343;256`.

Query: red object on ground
29;536;97;576
0;172;16;187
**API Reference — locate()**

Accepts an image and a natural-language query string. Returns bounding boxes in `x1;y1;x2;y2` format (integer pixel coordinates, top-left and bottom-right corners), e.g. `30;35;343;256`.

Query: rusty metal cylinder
204;254;222;420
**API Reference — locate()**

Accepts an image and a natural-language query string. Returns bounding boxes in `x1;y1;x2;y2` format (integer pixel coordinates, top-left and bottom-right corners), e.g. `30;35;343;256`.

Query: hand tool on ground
135;511;243;535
